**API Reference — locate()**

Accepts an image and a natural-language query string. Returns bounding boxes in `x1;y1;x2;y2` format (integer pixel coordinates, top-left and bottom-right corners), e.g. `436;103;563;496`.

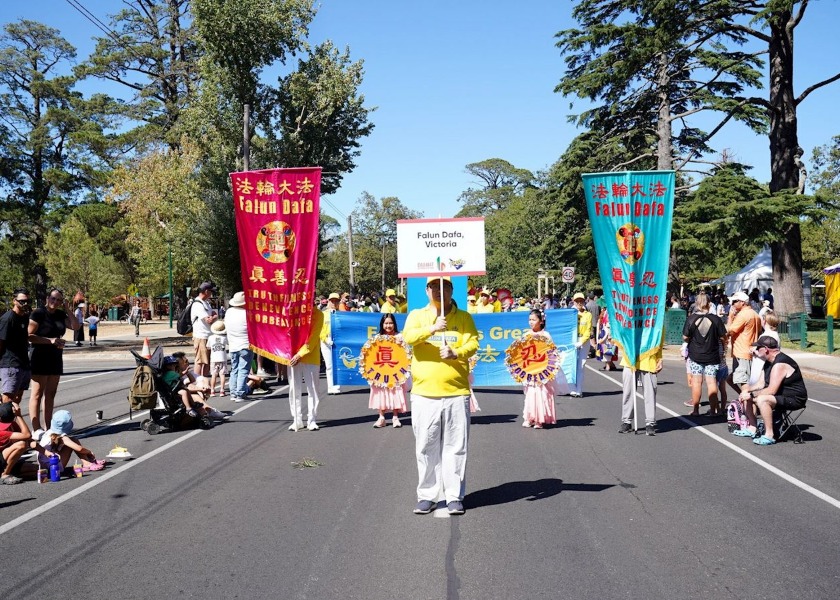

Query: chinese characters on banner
582;171;675;367
229;167;321;364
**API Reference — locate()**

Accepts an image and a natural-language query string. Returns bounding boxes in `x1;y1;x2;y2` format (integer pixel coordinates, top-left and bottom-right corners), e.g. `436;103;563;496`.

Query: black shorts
774;395;806;411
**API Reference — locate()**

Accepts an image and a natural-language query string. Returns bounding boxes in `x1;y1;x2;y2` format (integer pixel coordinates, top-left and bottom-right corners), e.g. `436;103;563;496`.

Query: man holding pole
402;276;479;516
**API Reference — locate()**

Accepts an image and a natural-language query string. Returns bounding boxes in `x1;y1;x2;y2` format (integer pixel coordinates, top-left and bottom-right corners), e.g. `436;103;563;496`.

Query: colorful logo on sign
615;223;644;265
504;333;562;385
359;335;412;388
257;221;295;263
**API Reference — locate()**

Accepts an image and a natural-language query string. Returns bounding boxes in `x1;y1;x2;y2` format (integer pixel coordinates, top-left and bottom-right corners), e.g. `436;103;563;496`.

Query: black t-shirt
683;312;727;365
29;308;68;340
0;310;31;369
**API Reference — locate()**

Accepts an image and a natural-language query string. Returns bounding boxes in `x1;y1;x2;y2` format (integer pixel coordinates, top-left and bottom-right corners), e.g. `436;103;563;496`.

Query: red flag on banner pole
230;167;322;365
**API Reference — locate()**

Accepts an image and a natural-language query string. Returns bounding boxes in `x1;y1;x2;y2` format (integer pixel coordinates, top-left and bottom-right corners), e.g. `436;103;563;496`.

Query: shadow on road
471;414;517;425
0;498;36;510
465;478;614;508
554;417;596;428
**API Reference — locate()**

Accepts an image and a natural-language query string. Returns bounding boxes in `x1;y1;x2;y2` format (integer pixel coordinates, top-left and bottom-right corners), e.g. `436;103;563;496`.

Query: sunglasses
15;298;30;304
48;296;63;301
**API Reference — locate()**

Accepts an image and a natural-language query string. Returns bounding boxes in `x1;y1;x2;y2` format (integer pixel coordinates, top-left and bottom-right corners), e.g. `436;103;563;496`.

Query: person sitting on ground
36;409;105;474
733;336;808;446
1;401;34;484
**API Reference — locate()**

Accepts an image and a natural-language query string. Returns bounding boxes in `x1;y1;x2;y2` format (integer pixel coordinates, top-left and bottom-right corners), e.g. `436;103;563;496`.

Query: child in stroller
131;346;215;435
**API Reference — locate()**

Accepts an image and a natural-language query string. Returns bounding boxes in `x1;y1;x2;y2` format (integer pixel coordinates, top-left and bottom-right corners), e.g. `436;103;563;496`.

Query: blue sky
6;1;840;222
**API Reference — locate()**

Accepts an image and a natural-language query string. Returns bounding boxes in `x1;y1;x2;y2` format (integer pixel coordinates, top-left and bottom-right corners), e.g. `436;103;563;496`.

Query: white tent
713;245;812;312
715;246;773;296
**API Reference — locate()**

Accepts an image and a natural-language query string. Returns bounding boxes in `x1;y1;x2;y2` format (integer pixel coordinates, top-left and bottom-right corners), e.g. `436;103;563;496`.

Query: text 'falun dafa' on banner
396;217;486;278
582;170;675;368
229;166;321;364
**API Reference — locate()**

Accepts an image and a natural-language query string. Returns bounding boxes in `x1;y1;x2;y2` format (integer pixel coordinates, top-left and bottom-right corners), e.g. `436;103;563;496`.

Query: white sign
561;266;575;283
396;218;486;278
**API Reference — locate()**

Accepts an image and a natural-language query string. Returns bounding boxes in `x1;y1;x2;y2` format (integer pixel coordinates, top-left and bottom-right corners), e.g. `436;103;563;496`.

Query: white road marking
588;365;840;511
59;371;115;383
0;398;265;535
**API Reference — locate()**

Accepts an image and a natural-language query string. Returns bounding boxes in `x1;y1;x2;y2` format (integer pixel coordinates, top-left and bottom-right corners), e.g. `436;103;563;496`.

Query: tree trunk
656;53;674;171
767;10;805;316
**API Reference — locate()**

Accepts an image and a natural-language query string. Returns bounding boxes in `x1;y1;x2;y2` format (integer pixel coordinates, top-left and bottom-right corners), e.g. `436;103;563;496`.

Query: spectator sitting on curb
1;401;33;484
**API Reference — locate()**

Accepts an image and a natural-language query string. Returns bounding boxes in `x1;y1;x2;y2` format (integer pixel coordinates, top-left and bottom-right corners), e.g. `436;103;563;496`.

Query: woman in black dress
28;288;79;431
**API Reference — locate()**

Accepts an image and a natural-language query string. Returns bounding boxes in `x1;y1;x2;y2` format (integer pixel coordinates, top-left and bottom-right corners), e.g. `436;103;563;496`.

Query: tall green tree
0;20;98;300
455;159;535;217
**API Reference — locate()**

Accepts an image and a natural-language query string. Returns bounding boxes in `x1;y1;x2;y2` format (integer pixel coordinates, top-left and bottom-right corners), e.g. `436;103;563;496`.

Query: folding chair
775;406;806;444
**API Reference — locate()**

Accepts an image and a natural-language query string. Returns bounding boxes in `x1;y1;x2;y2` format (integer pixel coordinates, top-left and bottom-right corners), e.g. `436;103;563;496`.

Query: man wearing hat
734;336;808;445
381;289;399;313
402;276;479;516
190;282;219;377
466;294;477;314
726;291;762;395
570;292;592;397
321;293;341;394
475;288;495;313
225;292;252;402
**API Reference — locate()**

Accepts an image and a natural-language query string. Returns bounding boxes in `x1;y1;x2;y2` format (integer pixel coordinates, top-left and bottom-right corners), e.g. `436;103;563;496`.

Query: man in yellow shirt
288;307;324;431
619;331;664;436
381;289;399;313
570;292;592;397
402;276;479;516
475;288;495;313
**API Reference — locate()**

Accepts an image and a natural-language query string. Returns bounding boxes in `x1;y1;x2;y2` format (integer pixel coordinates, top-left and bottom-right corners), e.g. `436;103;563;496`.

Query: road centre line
0;399;264;536
59;371;115;383
588;365;840;511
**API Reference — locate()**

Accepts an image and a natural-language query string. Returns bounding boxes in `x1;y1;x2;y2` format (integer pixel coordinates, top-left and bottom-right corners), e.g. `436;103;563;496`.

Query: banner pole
633;373;638;433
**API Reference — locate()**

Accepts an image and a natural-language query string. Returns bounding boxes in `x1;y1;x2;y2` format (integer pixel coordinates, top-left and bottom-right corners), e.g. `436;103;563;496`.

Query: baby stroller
129;345;213;435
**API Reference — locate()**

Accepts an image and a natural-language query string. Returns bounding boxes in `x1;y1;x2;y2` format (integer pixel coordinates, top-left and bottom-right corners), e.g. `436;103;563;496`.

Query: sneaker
250;387;270;396
288;422;303;431
618;422;633;434
569;392;582;398
533;423;543;429
413;500;436;514
373;416;386;428
256;368;269;377
208;409;229;421
392;416;402;428
645;425;656;436
522;420;533;428
447;501;465;515
187;408;198;418
232;396;246;403
307;422;319;431
328;387;342;395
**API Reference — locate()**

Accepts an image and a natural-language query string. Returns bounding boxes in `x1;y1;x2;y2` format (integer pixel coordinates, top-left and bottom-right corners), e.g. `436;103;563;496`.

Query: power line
64;0;148;65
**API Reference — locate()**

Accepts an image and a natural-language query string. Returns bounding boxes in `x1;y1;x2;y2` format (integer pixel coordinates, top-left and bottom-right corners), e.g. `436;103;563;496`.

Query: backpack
176;299;195;336
128;364;157;411
726;398;749;433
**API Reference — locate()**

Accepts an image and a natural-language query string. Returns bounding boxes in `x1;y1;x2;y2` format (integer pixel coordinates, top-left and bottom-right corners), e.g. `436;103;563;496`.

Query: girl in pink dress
369;314;409;428
522;309;557;429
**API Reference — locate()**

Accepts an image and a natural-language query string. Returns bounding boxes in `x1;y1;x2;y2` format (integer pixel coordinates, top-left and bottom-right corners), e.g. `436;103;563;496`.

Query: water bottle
49;454;62;482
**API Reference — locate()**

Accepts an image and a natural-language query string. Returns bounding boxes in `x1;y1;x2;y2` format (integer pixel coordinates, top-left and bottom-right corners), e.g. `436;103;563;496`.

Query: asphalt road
2;355;839;600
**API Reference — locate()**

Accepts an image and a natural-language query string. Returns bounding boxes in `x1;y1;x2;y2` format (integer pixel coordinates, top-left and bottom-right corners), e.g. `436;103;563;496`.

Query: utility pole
347;215;356;294
243;104;250;171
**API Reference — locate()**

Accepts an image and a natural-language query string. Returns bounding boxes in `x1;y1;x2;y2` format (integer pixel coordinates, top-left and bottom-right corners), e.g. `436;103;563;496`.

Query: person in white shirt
190;281;218;377
225;292;252;402
208;320;229;396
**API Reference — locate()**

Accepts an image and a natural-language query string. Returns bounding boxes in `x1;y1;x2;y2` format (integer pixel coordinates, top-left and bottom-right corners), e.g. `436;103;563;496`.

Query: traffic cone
141;337;151;359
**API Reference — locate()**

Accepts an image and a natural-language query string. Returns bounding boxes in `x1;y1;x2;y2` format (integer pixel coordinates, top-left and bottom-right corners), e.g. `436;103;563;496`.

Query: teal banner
330;310;578;388
582;171;675;366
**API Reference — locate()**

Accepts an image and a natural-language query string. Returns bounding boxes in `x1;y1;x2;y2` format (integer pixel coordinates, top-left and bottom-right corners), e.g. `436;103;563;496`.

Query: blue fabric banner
331;310;578;387
582;171;675;366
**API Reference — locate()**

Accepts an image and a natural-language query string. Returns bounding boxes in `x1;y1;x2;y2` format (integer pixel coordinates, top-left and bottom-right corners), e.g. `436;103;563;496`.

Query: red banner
230;167;321;364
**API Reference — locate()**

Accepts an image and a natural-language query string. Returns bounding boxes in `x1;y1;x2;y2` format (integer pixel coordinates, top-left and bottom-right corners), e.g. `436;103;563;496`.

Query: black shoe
618;422;633;434
645;425;656;436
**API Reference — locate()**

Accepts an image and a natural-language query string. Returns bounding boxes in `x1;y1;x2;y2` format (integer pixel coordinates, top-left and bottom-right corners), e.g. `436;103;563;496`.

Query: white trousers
320;342;340;393
411;394;470;503
570;344;589;394
288;362;321;426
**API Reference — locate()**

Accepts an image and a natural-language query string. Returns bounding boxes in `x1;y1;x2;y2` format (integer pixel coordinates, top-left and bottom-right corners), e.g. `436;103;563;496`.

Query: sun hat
46;410;74;437
426;276;452;286
328;292;340;301
730;291;750;303
573;292;586;301
211;320;226;333
229;292;246;307
385;288;397;297
479;287;491;296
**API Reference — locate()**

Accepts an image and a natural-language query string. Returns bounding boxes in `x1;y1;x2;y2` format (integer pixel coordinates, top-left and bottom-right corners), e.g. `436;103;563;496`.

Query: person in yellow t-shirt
475;288;495;313
320;294;341;395
402;276;479;516
570;292;592;397
619;330;664;436
381;289;399;313
288;307;324;431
